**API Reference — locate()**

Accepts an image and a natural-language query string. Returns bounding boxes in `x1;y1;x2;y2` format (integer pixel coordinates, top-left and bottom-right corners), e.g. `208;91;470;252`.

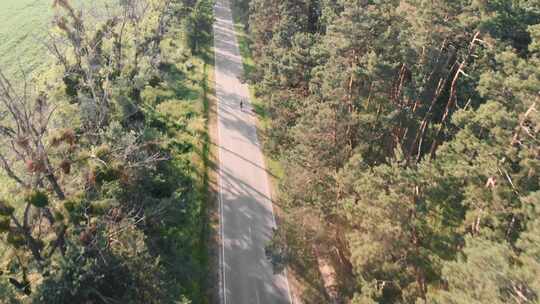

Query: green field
0;0;110;78
0;0;54;77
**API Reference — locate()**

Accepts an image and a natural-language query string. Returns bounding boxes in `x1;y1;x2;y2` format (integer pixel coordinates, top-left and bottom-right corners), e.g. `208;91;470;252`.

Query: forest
233;0;540;303
0;0;214;303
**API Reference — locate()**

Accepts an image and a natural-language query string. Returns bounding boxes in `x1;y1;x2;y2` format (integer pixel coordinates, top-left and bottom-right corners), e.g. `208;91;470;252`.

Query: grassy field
0;0;110;78
0;0;56;78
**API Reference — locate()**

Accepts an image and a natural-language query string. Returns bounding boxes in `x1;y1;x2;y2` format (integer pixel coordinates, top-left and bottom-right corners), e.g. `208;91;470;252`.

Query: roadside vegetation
235;0;540;303
0;0;214;303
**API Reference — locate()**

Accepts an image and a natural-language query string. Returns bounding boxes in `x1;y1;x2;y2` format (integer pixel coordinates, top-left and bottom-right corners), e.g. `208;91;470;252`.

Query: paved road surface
213;0;291;303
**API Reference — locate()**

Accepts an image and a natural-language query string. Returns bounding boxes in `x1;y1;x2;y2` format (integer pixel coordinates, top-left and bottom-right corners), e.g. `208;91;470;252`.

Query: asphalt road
213;0;292;303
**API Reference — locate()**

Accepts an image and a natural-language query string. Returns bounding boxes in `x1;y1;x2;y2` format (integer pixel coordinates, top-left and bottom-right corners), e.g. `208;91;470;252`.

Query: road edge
228;1;298;303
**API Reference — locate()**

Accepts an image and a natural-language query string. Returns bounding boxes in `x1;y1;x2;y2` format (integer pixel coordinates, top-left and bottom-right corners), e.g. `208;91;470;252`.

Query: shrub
0;217;10;232
33;221;168;304
0;200;14;216
26;191;49;208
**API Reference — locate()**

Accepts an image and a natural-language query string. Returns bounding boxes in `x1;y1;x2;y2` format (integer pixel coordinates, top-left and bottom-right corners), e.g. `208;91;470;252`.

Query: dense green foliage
0;0;214;303
236;0;540;302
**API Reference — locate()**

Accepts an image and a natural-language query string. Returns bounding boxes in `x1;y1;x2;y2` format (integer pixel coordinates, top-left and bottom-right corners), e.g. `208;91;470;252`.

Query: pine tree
239;0;540;302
